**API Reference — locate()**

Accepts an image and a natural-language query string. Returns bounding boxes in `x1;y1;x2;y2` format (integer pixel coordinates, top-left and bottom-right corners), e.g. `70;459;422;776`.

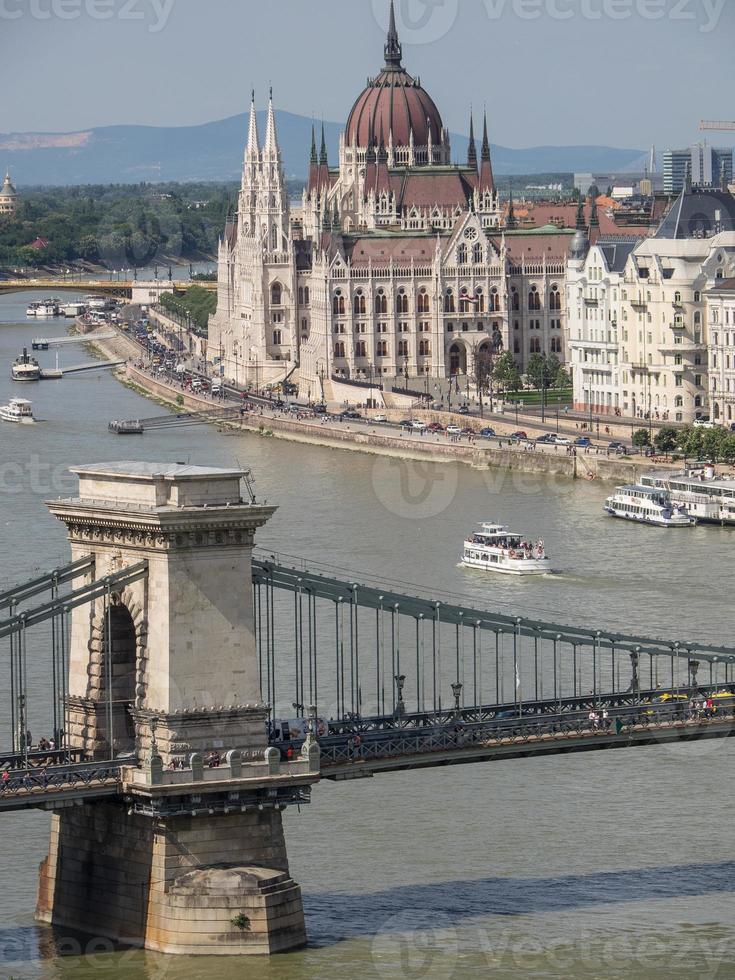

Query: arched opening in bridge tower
100;604;137;756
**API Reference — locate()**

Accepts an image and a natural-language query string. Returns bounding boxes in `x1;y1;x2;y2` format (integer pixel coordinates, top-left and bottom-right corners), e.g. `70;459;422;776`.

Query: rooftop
71;462;248;480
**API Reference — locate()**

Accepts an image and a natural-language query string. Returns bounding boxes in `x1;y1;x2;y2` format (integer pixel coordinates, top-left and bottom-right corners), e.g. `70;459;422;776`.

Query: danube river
1;291;733;979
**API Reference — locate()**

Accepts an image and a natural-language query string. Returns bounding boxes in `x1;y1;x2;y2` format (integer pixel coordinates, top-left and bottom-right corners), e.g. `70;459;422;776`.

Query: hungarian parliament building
208;3;572;394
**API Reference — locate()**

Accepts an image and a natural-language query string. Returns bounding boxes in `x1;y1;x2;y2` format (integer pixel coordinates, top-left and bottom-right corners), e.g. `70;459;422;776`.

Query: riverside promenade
92;327;652;483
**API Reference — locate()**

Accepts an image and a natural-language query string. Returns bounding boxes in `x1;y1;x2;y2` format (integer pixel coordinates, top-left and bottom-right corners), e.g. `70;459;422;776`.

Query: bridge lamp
451;682;463;713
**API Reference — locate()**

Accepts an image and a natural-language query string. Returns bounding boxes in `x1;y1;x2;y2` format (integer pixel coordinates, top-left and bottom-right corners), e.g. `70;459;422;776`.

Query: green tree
526;353;562;392
493;351;521;394
654;426;678;454
676;426;703;460
632;429;651;449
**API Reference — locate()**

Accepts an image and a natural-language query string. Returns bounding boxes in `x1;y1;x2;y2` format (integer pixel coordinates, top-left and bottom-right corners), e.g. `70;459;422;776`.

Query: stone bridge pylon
36;462;318;955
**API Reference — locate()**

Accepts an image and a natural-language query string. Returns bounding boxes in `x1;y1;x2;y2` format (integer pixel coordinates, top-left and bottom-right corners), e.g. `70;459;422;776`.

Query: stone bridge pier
36;462;317;955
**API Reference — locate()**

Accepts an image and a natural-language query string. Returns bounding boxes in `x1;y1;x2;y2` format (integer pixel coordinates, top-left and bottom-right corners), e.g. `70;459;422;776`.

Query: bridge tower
36;462;317;955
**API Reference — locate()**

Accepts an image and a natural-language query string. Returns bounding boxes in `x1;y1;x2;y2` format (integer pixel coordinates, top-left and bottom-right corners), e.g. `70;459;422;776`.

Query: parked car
608;441;628;454
340;410;362;420
446;425;462;435
427;422;445;433
510;431;528;441
372;414;388;423
458;406;471;416
574;437;592;448
480;427;496;439
554;435;571;446
535;434;556;444
410;420;427;431
399;419;414;429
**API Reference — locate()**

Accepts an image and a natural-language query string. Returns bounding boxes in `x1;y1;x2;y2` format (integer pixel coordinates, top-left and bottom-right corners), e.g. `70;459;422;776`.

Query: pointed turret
576;198;586;230
479;111;495;194
317;122;331;195
384;0;403;69
589;196;599;228
506;184;517;230
467;112;477;171
263;88;279;158
307;124;320;198
246;90;260;162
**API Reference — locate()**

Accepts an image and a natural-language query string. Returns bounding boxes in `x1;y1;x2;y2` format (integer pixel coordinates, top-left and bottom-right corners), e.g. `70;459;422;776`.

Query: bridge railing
0;761;123;803
309;700;735;768
253;555;735;733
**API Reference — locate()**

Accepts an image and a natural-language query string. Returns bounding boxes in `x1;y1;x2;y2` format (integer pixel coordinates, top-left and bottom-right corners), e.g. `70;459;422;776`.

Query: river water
0;291;733;980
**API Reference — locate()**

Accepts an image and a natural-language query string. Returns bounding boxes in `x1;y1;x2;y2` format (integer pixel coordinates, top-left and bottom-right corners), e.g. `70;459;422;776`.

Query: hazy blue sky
1;0;734;150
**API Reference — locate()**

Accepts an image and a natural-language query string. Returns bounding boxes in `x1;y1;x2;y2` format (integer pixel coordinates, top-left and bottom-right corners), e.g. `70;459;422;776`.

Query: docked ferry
0;398;34;424
640;468;735;526
604;485;695;527
11;349;41;382
461;524;552;576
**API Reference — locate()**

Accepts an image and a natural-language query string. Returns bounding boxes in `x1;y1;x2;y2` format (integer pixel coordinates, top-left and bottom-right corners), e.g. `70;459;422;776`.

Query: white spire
246;90;259;161
263;87;279;157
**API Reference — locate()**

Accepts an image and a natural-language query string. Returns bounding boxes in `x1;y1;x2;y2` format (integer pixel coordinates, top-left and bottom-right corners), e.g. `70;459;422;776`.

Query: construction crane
700;121;735;132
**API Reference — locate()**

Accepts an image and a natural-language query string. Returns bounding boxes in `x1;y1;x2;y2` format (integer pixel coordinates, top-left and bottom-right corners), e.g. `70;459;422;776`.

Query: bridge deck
1;702;731;812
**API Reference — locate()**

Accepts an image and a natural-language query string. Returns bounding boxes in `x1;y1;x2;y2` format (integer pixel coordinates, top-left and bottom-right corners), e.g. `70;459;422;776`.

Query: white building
567;187;735;423
706;277;735;425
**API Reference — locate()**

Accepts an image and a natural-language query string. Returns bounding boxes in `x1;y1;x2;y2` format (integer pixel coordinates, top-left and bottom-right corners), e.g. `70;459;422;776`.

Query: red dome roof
346;68;444;149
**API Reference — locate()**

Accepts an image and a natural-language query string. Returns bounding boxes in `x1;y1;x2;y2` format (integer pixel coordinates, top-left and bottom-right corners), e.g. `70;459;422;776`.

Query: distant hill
0;112;645;186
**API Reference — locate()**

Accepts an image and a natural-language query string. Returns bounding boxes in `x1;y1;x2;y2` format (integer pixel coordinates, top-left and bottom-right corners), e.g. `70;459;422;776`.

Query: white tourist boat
461;523;552;576
11;348;41;382
640;468;735;526
26;301;40;317
0;398;35;424
604;485;695;527
35;300;59;317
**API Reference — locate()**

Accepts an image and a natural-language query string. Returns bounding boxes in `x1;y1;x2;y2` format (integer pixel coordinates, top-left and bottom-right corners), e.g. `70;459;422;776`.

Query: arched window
529;286;541;311
419;340;431;356
694;311;701;325
475;289;485;313
273;329;282;345
398;340;409;356
376;290;388;315
356;341;367;358
675;396;683;408
695;396;703;409
457;244;468;265
417;290;430;314
459;289;472;314
550;285;561;311
333;291;345;316
334;342;346;359
511;287;520;312
530;337;541;354
445;289;455;314
298;287;304;305
489;288;500;312
513;338;520;354
354;291;366;315
271;282;282;305
472;242;483;265
304;286;310;305
377;340;388;357
694;291;701;303
674;291;682;305
396;290;409;314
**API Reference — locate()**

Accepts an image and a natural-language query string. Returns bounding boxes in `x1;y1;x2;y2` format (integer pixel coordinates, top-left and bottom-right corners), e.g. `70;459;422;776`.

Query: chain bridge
1;462;733;955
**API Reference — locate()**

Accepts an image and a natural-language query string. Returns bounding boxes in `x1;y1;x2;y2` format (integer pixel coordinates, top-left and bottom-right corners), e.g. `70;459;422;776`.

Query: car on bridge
574;436;593;448
480;427;496;439
510;431;528;441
